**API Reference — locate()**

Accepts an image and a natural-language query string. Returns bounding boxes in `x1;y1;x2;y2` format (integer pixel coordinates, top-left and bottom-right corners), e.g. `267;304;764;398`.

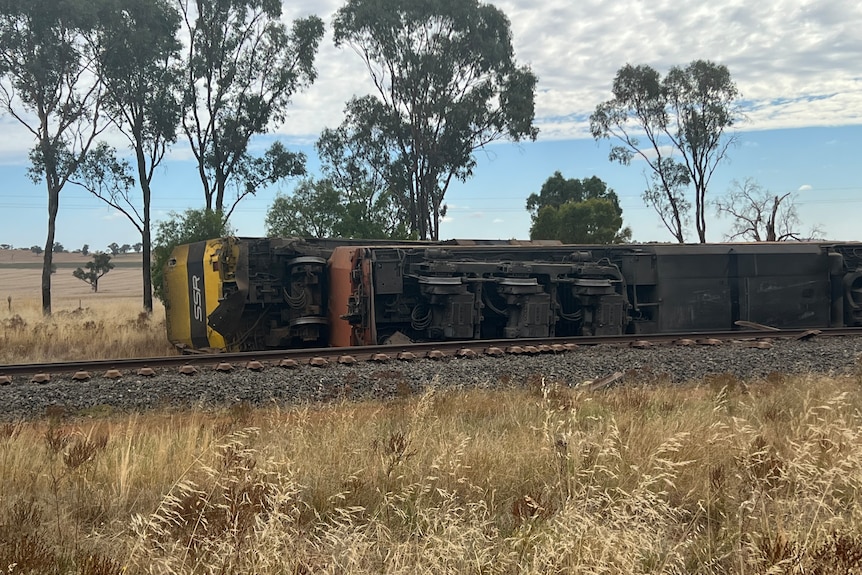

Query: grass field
0;250;144;300
3;376;862;573
0;249;142;270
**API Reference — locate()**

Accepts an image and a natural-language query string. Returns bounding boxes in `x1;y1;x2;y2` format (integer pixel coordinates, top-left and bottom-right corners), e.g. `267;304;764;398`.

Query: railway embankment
2;335;860;420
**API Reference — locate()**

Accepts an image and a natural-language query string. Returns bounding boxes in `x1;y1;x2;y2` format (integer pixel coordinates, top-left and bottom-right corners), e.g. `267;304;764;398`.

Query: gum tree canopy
527;172;631;244
331;0;538;240
82;0;184;313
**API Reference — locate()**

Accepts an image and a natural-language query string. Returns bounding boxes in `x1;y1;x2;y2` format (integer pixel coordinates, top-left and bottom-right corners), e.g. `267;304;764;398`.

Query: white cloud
1;0;859;161
100;210;125;221
633;145;679;163
288;0;862;141
798;184;814;191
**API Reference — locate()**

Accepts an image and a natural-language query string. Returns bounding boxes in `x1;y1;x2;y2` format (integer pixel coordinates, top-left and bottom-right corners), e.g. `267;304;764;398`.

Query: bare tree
715;179;822;241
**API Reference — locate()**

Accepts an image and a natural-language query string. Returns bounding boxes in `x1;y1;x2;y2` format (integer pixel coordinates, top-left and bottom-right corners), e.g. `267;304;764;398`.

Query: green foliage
331;0;538;240
316;102;412;239
265;180;340;238
81;244;89;256
97;0;181;149
30;245;43;255
151;209;231;302
179;0;324;214
531;200;632;244
265;179;412;240
229;141;307;221
72;143;136;205
72;252;114;292
590;60;740;243
527;172;621;218
527;173;631;244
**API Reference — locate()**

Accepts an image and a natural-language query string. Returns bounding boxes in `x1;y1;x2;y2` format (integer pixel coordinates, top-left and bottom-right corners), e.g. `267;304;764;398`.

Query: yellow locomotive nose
163;239;231;352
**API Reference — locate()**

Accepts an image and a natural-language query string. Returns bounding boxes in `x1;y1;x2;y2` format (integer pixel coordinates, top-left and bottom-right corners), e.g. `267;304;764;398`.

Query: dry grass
3;373;862;573
0;251;173;363
0;298;175;363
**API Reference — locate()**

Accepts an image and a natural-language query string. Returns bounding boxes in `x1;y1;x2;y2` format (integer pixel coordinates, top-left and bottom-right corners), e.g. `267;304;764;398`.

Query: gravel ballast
2;337;861;420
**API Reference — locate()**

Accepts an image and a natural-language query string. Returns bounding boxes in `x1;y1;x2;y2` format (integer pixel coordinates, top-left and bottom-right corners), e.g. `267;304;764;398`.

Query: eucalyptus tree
314;113;413;239
72;251;114;293
331;0;538;240
178;0;324;215
76;0;183;312
531;199;631;245
265;179;343;239
0;0;106;314
526;172;631;244
591;60;740;243
265;177;410;239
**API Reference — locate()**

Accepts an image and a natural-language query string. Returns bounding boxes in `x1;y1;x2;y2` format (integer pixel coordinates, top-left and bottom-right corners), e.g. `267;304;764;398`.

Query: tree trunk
696;186;707;243
42;185;59;315
215;166;226;213
142;223;153;313
137;144;154;313
766;196;780;242
667;196;685;244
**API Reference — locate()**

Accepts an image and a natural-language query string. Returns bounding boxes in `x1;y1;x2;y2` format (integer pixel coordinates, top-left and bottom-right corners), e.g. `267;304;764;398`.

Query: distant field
0;249;142;267
0;261;141;269
0;249;143;301
0;249;172;362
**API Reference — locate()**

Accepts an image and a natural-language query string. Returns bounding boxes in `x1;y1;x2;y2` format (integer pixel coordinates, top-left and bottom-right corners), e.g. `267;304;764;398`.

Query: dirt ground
0;249;143;303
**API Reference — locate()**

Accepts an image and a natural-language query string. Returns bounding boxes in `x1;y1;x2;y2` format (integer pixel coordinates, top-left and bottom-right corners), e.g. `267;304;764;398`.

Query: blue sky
0;0;860;250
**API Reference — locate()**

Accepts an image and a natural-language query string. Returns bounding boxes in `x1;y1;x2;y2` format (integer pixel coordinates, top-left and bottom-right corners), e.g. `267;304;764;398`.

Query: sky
0;0;860;252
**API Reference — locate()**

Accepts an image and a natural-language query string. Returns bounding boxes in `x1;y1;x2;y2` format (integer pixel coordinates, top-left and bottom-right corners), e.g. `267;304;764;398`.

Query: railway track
3;326;862;421
1;326;857;382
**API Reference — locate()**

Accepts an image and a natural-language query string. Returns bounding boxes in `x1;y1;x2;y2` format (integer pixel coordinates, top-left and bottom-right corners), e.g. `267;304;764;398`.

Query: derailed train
163;237;862;352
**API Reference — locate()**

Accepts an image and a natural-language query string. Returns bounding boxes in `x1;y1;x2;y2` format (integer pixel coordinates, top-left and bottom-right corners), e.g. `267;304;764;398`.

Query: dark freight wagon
617;243;842;333
162;238;862;352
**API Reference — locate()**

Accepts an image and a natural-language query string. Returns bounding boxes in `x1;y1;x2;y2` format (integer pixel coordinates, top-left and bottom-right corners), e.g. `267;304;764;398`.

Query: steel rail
1;327;860;379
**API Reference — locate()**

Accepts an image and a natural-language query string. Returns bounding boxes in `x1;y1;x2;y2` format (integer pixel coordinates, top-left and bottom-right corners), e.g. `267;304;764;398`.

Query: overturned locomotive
163;237;862;352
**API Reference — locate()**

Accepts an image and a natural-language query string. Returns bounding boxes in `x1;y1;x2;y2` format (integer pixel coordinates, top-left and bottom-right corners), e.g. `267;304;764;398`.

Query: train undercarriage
163;237;862;352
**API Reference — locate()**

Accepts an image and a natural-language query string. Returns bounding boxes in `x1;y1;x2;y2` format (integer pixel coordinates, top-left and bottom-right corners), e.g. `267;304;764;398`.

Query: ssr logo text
191;275;204;322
